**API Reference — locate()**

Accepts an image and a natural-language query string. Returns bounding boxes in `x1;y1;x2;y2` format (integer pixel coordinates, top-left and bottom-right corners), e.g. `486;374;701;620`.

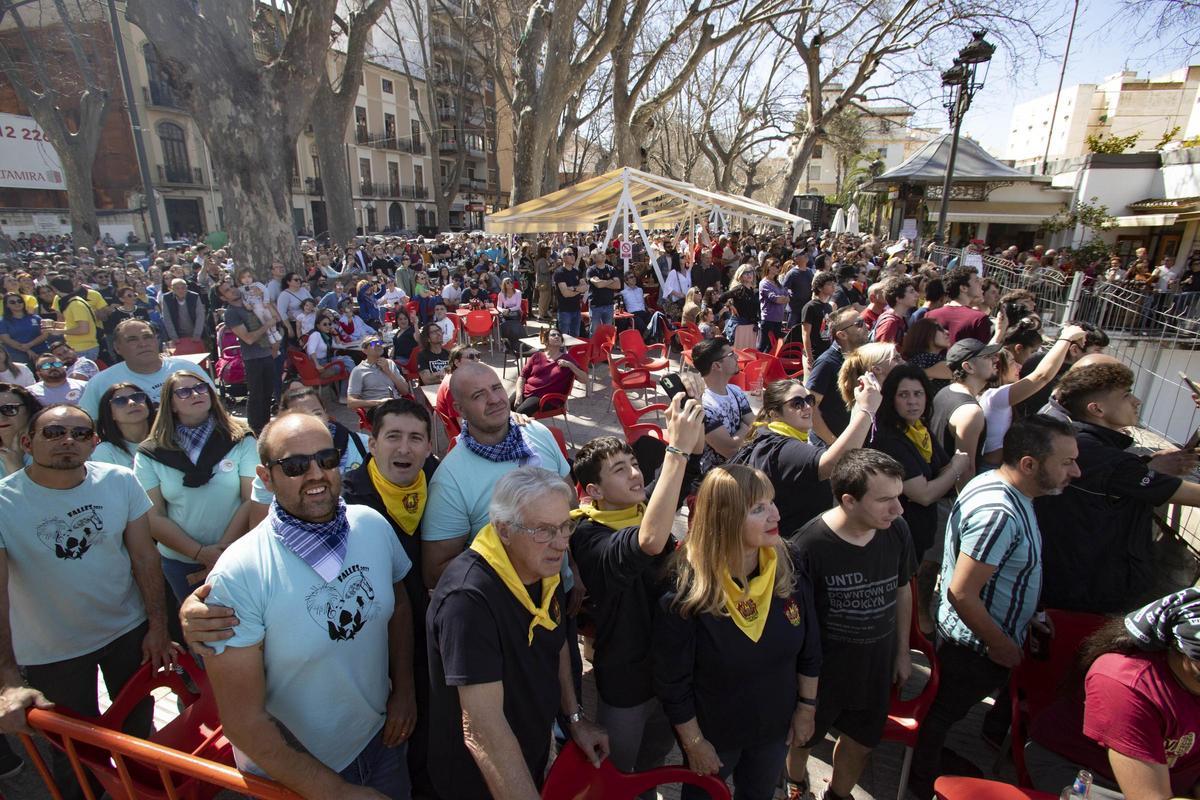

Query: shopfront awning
944;212;1054;225
1114;213;1180;228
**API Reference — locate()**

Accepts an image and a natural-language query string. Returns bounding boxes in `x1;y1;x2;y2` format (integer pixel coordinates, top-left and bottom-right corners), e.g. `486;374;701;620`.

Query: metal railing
156;164;204;186
304;176;323;194
931;244;1200;561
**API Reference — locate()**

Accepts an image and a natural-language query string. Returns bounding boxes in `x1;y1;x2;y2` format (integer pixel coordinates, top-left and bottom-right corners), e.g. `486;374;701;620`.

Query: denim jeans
338;729;410;798
590;304;614;327
908;640;1011;799
557;310;582;337
681;738;789;800
23;621;153;800
162;556;203;604
77;346;100;361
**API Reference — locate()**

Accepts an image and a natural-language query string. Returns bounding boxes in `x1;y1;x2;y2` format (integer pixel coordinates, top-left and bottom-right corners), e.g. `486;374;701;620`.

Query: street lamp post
932;31;995;255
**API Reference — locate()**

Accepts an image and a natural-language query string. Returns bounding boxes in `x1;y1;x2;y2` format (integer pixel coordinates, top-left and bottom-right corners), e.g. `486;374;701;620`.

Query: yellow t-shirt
62;297;99;352
51;288;107;316
21;295;35;314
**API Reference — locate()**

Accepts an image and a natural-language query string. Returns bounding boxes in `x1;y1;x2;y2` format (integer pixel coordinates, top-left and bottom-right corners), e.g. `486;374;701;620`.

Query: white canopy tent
830;207;847;235
846;204;860;235
484;167;808;285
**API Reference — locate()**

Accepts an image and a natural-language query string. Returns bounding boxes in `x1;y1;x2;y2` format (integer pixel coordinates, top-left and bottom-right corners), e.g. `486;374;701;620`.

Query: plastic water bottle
1060;770;1092;799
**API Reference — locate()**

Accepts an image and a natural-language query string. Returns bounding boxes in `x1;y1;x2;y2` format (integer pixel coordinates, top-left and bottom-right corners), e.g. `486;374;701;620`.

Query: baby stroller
213;324;247;405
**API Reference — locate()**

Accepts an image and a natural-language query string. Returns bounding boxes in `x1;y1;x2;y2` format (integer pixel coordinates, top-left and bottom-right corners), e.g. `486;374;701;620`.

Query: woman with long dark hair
91;382;157;469
730;376;880;538
0;382;37;477
654;464;821;800
0;291;49;364
133;371;256;602
1026;589;1200;799
899;318;952;391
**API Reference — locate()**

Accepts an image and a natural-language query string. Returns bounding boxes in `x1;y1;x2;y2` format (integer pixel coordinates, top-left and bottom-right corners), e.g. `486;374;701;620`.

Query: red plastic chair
547;423;571;462
531;378;575;447
542;741;730;800
286;348;348;388
729;357;768;394
618;328;669;371
776;342;807;378
401;350;420;383
613;389;666;444
664;322;701;363
566;343;591;393
463;309;494;351
355;407;373;432
1009;609;1107;786
934;776;1057;800
585;324;618;394
172;337;208;357
884;580;940;800
608;352;656;400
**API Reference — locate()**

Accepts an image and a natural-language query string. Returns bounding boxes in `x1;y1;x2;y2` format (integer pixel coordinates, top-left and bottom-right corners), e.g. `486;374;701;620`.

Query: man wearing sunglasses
79;320;213;420
29;353;87;406
0;405;179;791
199;413;418;799
347;338;411;414
807;307;870;446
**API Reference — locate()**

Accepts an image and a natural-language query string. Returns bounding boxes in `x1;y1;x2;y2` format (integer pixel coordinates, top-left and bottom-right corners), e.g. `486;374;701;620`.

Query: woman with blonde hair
682;286;704;327
716;264;760;350
837;341;901;408
133;370;257;602
654;464;821;800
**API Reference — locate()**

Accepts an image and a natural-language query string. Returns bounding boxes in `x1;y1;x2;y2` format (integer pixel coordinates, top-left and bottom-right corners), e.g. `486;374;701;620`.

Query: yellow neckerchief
720;546;778;642
905;421;933;463
764;420;809;443
570;502;645;531
367;458;426;536
470;524;561;644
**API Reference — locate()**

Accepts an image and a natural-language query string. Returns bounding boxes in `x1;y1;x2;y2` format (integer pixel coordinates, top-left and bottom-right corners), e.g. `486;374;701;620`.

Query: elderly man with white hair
427;466;609;800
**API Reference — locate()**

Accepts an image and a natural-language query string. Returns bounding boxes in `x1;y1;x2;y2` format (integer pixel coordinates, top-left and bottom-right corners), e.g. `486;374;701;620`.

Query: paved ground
0;324;1041;799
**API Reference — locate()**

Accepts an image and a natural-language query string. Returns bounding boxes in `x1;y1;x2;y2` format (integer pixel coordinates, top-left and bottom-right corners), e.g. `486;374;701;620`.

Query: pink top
521;350;576;400
498;289;522;314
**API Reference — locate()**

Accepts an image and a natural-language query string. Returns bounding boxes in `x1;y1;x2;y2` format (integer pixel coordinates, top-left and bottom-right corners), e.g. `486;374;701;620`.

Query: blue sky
913;0;1188;156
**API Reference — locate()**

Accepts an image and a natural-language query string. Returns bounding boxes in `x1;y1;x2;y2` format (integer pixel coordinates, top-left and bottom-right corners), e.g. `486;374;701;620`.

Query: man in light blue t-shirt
421;362;570;589
79;319;213;418
204;413;417;799
0;404;177;789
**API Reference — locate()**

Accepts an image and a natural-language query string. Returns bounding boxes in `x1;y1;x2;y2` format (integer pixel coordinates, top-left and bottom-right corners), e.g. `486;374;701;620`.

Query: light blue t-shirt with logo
206;505;411;773
0;463;152;665
79;357;214;420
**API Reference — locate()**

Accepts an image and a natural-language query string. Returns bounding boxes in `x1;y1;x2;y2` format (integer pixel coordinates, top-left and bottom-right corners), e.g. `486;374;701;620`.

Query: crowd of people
0;227;1196;800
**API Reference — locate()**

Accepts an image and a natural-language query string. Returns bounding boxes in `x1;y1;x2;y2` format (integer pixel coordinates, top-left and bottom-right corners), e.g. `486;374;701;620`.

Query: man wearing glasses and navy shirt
806;306;870;445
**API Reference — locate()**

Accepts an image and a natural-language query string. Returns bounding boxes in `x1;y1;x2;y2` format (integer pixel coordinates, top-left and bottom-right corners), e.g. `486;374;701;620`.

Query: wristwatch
567;706;586;725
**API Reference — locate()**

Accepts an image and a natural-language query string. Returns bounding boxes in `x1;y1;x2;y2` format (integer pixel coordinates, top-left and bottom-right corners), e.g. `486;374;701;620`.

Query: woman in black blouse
716;264;761;350
654;464;821;800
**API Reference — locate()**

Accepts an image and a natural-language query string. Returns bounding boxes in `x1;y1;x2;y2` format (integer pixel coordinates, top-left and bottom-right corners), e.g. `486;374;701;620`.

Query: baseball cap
946;338;1002;369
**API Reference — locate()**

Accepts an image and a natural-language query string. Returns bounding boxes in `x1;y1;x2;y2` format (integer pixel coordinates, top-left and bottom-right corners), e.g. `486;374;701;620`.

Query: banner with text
0;114;65;191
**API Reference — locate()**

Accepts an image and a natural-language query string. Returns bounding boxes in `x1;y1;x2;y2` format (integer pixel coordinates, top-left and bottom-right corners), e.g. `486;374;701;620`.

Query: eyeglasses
509;519;577;544
171;384;210;400
111;392;149;408
784;395;816;409
835;319;866;333
268;447;340;477
38;360;65;370
284;388;317;403
40;425;94;441
0;403;23;417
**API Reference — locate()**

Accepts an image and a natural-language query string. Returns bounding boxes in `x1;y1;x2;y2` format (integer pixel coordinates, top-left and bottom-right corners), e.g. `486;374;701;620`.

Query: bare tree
0;0;110;245
310;0;389;244
126;0;339;277
1119;0;1200;54
823;107;867;197
610;0;794;168
769;0;1046;210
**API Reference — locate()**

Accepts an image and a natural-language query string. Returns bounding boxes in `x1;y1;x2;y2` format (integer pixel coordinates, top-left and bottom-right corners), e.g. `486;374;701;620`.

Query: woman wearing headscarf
1026;589;1200;799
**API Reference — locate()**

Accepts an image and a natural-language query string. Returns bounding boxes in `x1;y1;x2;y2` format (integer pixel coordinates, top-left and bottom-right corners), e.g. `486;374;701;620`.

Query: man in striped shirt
907;415;1080;800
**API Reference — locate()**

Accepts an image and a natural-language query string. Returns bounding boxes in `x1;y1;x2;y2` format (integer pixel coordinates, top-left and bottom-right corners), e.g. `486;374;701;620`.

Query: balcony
156;165;205;186
360;180;378;196
400;185;429;199
459;178;487;191
355;128;369;145
438;140;459;153
432;33;458;49
305;177;324;195
399;137;425;155
143;81;181;109
437;106;458;121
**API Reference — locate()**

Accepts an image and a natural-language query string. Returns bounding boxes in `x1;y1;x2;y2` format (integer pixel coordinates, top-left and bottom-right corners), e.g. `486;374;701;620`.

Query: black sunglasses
40;425;94;441
268;447;340;477
111;391;149;408
172;384;210;400
0;403;24;417
785;395;816;409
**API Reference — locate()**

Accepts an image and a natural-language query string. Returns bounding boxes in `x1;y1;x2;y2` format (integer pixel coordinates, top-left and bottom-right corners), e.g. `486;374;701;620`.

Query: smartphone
1185;426;1200;451
659;373;688;401
1182;372;1200;398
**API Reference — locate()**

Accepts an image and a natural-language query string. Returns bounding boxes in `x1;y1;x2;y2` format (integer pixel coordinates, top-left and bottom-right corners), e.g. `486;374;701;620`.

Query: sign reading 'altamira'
0;114;66;191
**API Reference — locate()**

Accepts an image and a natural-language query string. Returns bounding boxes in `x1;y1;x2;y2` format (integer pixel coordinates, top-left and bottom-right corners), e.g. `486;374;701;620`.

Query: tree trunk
208;130;297;278
511;105;550;204
311;110;355;243
59;146;100;244
774;128;818;210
